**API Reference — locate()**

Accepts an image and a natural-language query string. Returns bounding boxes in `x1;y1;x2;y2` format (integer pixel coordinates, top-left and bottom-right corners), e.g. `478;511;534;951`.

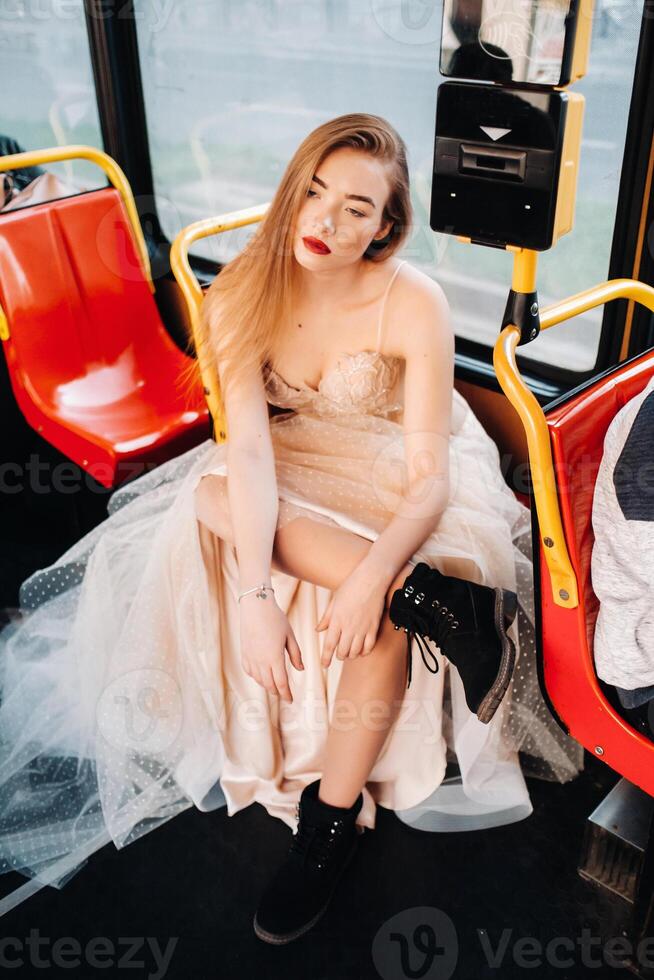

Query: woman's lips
303;237;331;255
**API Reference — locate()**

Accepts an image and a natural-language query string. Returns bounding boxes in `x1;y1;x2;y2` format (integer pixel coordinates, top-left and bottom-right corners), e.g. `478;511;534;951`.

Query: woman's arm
201;294;303;699
220;361;305;700
220;361;279;590
224;371;308;700
361;276;454;586
228;442;278;591
316;277;455;665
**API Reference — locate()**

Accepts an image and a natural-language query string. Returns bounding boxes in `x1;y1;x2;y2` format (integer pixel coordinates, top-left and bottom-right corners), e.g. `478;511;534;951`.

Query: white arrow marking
480;126;512;141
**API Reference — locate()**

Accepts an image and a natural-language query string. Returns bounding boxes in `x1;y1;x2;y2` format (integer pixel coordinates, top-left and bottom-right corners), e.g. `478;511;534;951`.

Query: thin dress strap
375;259;407;353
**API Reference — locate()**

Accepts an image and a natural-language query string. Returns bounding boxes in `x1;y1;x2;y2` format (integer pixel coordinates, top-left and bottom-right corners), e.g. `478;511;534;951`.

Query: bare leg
271;516;414;810
195;477;415;809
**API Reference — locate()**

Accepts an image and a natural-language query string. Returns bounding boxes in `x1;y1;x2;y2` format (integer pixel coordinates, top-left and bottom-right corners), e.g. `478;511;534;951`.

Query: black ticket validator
431;80;584;252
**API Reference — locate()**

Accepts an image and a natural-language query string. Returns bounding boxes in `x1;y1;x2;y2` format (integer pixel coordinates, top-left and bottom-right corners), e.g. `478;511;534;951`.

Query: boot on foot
389;561;519;724
253;778;364;944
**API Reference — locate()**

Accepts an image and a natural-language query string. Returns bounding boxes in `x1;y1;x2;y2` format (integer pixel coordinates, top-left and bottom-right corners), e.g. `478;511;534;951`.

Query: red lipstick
303;237;331;255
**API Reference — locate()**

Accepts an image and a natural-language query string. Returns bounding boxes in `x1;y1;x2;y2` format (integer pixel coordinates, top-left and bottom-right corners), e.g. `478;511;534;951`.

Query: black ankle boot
389;562;519;724
253;779;364;944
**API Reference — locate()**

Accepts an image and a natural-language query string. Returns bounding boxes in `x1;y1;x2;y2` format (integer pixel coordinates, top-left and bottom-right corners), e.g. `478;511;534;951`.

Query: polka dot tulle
0;354;583;912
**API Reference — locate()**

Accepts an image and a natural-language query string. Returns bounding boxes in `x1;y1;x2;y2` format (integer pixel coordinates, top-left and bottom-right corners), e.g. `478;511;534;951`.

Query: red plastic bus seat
0;187;209;487
540;350;654;794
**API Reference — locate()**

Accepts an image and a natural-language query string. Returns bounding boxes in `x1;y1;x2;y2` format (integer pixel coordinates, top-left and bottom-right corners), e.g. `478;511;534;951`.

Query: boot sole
252;836;359;945
475;588;518;725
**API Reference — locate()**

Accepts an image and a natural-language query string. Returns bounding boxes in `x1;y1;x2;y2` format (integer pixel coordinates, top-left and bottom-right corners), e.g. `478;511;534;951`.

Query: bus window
135;0;642;372
519;0;643;371
0;1;103;193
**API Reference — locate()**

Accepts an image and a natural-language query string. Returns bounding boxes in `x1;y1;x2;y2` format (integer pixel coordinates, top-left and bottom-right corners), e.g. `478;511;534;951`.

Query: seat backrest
0;187;158;407
546;350;654;651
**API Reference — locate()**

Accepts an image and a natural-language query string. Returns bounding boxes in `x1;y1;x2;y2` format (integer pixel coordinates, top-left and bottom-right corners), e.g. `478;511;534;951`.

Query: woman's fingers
285;628;304;672
316;596;333;632
321;625;341;668
336;631;354;660
243;660;291;701
261;666;277;698
257;665;275;695
271;661;293;703
322;620;379;664
362;632;376;656
350;617;381;658
347;634;365;659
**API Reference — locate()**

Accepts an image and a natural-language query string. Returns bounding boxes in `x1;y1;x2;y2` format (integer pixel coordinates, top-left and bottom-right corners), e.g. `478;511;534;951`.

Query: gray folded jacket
591;374;654;701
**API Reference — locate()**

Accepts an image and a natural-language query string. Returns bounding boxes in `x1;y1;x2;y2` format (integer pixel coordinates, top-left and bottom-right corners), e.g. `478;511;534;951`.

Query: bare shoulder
384;260;452;360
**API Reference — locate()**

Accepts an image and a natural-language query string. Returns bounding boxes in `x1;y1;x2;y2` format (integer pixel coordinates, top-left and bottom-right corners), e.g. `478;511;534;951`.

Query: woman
0;114;582;935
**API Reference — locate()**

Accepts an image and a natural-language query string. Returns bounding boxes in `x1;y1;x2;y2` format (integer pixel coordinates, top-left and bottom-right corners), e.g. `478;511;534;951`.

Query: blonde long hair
181;113;412;402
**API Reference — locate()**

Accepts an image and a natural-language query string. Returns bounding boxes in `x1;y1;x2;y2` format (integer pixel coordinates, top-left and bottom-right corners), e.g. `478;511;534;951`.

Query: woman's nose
316;213;335;235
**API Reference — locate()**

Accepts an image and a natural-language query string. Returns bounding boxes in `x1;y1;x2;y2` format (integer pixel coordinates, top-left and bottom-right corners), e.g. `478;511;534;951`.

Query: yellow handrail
494;274;654;609
0;145;153;291
169;203;270;441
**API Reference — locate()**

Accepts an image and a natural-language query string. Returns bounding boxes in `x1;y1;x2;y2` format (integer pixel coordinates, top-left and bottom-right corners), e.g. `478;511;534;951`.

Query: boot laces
290;801;345;870
395;582;459;689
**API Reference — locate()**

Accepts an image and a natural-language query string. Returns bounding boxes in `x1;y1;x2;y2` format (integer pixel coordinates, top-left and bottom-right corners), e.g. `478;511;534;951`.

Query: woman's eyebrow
311;173;376;208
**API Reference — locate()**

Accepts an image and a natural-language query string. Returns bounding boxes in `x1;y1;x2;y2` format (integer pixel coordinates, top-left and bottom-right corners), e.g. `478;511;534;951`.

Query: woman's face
293;147;393;269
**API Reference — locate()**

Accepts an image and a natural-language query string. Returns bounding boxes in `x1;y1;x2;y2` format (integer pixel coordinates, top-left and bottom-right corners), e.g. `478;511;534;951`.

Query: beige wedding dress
0;259;583;916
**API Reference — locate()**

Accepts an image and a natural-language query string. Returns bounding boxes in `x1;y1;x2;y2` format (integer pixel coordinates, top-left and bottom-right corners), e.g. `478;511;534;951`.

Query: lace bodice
263;350;403;418
263;258;407;419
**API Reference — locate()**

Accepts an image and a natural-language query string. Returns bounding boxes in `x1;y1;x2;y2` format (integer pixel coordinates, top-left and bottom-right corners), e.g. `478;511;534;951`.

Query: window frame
82;0;654;407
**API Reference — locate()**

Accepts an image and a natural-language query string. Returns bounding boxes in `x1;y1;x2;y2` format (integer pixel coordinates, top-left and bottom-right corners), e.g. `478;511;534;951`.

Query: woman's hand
316;560;389;667
240;597;304;702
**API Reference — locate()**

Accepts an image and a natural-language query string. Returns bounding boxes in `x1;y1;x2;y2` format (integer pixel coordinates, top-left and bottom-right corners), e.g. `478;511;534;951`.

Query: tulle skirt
0;389;583;915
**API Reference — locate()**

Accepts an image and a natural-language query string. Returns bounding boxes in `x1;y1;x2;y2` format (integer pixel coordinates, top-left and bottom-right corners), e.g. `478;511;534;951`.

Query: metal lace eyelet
404;585;415;597
431;598;440;607
414;592;425;605
447;612;454;620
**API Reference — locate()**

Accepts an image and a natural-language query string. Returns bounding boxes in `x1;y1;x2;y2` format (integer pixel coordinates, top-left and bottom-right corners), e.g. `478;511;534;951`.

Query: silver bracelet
238;583;275;603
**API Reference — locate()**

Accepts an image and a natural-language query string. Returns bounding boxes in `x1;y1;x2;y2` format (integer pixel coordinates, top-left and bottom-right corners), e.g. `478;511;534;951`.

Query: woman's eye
305;189;363;218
